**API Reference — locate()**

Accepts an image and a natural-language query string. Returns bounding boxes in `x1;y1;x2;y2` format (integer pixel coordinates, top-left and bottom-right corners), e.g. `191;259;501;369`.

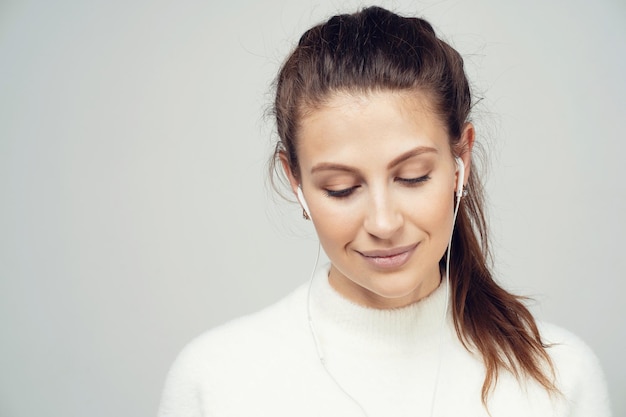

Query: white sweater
158;266;611;417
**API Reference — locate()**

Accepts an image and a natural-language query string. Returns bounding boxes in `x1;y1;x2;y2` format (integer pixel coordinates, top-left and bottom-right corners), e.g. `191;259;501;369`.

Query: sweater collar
309;264;451;353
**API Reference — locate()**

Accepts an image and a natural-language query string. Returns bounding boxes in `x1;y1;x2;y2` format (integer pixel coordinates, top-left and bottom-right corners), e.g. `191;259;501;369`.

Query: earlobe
454;157;465;197
297;186;312;220
279;152;311;219
278;152;300;197
458;122;475;186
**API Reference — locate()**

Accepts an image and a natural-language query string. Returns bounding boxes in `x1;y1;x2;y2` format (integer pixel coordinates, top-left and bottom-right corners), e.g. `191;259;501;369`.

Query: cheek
405;188;455;233
310;201;360;249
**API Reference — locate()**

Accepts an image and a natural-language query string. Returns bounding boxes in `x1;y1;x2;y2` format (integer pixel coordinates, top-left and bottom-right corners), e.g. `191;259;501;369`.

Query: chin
362;274;435;306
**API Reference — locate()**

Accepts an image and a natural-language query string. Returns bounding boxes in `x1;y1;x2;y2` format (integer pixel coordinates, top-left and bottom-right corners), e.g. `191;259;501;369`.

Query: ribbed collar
308;264;452;355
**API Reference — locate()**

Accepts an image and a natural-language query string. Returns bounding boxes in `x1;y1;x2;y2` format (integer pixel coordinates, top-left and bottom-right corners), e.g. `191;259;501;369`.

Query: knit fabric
158;265;611;417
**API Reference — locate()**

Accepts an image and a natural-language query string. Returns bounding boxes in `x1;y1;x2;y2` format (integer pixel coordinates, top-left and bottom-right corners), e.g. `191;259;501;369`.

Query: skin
282;90;474;309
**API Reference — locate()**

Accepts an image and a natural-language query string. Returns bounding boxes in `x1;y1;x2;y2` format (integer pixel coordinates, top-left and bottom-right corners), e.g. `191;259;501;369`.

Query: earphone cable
306;243;371;416
428;191;462;415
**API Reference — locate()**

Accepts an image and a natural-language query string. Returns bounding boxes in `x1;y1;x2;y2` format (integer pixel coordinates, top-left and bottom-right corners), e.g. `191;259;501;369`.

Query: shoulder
158;284;313;416
540;322;596;358
538;322;602;375
161;283;312;386
177;283;309;370
538;322;612;416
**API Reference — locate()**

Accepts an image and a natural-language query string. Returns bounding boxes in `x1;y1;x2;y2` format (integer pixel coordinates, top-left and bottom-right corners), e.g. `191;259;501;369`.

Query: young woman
158;7;610;416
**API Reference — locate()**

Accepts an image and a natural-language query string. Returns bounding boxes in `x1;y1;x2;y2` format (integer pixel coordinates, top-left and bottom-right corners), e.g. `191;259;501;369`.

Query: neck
327;263;443;309
309;264;450;353
306;263;452;417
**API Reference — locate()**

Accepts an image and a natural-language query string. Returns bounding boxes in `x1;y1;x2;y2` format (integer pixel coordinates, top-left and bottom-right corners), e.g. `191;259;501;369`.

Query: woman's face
285;91;472;309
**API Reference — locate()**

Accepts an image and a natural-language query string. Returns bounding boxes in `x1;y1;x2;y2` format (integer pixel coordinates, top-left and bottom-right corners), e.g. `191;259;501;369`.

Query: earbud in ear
455;157;465;198
297;186;312;220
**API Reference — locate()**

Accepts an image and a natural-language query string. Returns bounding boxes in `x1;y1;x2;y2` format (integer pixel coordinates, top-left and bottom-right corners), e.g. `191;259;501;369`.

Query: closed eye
325;186;360;198
396;175;431;185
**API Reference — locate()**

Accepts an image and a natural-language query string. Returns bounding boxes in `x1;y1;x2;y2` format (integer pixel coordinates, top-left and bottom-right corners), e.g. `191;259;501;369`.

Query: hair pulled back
274;6;470;180
271;6;556;405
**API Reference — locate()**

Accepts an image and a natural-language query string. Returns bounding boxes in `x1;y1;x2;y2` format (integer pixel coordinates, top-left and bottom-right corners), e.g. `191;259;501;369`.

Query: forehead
297;91;451;171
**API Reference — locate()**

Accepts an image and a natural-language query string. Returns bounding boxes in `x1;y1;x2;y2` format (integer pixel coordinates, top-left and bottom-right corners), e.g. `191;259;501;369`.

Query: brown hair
270;6;557;405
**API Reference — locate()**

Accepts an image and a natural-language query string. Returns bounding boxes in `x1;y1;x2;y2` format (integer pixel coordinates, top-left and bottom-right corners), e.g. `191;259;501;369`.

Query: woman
158;6;610;416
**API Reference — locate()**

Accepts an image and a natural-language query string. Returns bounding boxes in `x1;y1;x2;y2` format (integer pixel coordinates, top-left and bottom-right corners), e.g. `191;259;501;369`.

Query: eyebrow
387;146;438;169
310;146;438;174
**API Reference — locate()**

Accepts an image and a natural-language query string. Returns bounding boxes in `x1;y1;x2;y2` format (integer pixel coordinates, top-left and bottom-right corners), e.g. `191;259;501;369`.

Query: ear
457;122;475;186
278;151;300;198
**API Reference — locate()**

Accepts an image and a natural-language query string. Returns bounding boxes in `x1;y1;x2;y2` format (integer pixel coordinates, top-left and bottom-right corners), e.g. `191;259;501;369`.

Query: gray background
1;0;624;416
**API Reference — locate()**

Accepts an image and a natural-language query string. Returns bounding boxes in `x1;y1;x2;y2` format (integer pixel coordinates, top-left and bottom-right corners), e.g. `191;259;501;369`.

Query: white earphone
455;157;465;198
297;186;312;220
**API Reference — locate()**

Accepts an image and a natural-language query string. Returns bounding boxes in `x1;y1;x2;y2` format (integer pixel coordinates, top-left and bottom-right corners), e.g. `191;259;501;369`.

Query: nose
362;190;404;240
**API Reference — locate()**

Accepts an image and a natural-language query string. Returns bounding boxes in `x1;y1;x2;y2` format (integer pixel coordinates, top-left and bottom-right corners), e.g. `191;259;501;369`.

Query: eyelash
397;174;431;185
325;187;358;198
324;175;431;199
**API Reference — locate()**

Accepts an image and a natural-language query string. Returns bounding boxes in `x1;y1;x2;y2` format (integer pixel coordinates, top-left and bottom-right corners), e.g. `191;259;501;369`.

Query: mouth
356;244;418;269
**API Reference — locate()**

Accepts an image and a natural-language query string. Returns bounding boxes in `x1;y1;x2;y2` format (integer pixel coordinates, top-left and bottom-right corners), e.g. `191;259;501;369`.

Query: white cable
428;191;463;415
306;243;323;361
306;243;371;416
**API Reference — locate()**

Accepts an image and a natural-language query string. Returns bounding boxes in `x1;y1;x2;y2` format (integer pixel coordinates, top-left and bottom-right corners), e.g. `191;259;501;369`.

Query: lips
356;243;418;269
